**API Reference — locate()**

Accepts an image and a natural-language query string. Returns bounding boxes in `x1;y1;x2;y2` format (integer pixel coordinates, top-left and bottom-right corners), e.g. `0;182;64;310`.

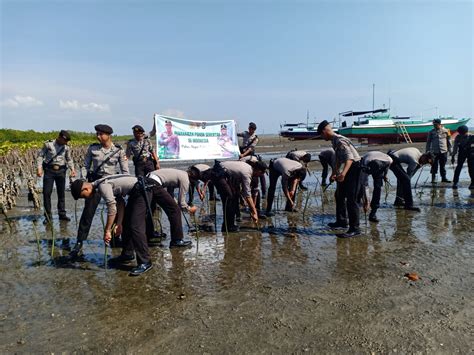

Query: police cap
249;122;257;130
221;124;227;129
132;124;145;133
70;179;85;200
165;120;172;125
432;118;442;124
59;130;71;141
94;124;113;134
317;120;330;135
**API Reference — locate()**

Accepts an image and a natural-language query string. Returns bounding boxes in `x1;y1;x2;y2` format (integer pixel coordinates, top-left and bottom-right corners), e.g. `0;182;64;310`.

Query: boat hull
337;118;470;143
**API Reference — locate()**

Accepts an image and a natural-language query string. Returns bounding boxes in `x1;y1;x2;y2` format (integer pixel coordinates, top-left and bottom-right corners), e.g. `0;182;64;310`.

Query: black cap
132;125;145;133
94;124;113;134
165;120;172;125
70;179;85;200
249;122;257;130
253;160;268;172
317;120;330;134
59;130;71;141
221;124;227;129
457;125;468;134
432;118;441;124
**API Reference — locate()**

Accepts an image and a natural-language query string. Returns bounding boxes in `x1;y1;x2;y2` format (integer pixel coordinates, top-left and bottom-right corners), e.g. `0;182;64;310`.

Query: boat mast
306;110;309;127
372;83;375;111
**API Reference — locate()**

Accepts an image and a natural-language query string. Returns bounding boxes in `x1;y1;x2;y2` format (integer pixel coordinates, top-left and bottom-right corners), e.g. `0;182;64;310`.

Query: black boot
368;211;379;223
68;241;83;259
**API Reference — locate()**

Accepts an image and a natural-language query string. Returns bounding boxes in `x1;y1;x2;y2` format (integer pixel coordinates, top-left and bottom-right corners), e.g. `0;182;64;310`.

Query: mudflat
1;139;473;354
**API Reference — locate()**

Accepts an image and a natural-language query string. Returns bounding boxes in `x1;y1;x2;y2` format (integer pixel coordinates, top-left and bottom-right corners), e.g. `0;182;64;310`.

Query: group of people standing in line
35;118;474;276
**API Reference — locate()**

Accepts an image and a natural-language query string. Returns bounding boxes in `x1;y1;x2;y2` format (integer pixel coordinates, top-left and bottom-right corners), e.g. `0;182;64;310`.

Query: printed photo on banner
154;114;240;161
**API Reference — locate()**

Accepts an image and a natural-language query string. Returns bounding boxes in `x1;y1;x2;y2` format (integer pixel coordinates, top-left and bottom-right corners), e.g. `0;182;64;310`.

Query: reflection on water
0;168;473;352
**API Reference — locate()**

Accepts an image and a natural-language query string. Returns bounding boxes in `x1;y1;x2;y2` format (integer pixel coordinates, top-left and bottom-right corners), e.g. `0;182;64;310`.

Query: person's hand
70;170;76;178
250;210;258;223
104;230;112;245
114;224;123;237
199;191;205;201
289;190;295;199
330;174;337;181
188;206;198;215
37;168;43;177
336;173;346;182
383;175;389;183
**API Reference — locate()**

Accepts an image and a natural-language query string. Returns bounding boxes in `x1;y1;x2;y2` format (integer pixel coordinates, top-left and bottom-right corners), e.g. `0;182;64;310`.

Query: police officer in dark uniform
318;120;361;238
451;125;471;189
69;124;129;258
36;130;76;224
126;125;160;176
466;133;474;189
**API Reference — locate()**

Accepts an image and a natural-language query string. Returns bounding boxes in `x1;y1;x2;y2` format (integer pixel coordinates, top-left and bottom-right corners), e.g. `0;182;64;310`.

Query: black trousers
453;152;467;185
431;152;448;179
122;189;151;264
150;184;184;242
43;168;67;218
134;159;155;177
468;154;474;185
389;162;414;207
366;161;390;211
77;192;102;241
266;167;297;213
213;177;239;229
320;158;330;185
259;175;267;196
335;162;360;230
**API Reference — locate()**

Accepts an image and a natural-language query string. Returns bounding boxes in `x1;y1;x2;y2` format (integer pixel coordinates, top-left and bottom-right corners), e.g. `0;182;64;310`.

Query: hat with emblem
132;125;145;133
59;130;71;141
94;124;113;134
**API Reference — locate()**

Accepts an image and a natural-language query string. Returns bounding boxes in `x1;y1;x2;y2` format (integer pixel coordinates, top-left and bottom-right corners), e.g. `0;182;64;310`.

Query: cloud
59;100;110;112
0;95;44;108
161;108;185;118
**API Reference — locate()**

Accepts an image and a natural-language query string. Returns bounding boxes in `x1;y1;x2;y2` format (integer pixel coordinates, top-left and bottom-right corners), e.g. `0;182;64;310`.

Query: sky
1;0;473;134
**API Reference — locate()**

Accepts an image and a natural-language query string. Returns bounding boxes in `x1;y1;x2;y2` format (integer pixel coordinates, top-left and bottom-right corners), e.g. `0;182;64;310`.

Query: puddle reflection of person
218;233;262;288
158;120;180;159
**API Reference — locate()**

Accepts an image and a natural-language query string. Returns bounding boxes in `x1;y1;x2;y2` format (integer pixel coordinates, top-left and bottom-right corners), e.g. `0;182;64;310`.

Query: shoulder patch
114;144;123;149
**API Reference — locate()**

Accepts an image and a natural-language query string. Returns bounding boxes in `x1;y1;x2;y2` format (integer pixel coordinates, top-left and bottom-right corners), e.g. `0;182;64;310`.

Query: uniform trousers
335;162;361;231
42;167;67;218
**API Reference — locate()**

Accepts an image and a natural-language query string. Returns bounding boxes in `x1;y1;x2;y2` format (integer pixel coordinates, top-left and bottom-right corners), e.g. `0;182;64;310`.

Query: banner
154;114;240;161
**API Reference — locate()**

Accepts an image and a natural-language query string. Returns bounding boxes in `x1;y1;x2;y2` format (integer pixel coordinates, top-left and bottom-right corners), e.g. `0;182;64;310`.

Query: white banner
154;114;240;161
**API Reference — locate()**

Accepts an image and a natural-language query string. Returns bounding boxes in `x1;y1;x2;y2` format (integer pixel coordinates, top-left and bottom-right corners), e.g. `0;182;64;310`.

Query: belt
147;174;162;186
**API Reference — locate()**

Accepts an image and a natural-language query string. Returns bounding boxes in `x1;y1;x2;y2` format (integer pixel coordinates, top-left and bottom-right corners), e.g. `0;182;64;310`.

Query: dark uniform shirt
452;133;471;156
85;143;129;177
126;137;154;161
37;140;74;170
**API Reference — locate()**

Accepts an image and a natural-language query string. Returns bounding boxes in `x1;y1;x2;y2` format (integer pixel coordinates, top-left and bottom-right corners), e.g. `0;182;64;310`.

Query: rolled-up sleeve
178;177;190;210
36;144;47;169
65;146;75;170
240;171;252;198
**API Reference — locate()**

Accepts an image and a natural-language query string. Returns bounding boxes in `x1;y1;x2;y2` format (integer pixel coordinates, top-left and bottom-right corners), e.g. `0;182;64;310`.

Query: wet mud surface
1;142;473;354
